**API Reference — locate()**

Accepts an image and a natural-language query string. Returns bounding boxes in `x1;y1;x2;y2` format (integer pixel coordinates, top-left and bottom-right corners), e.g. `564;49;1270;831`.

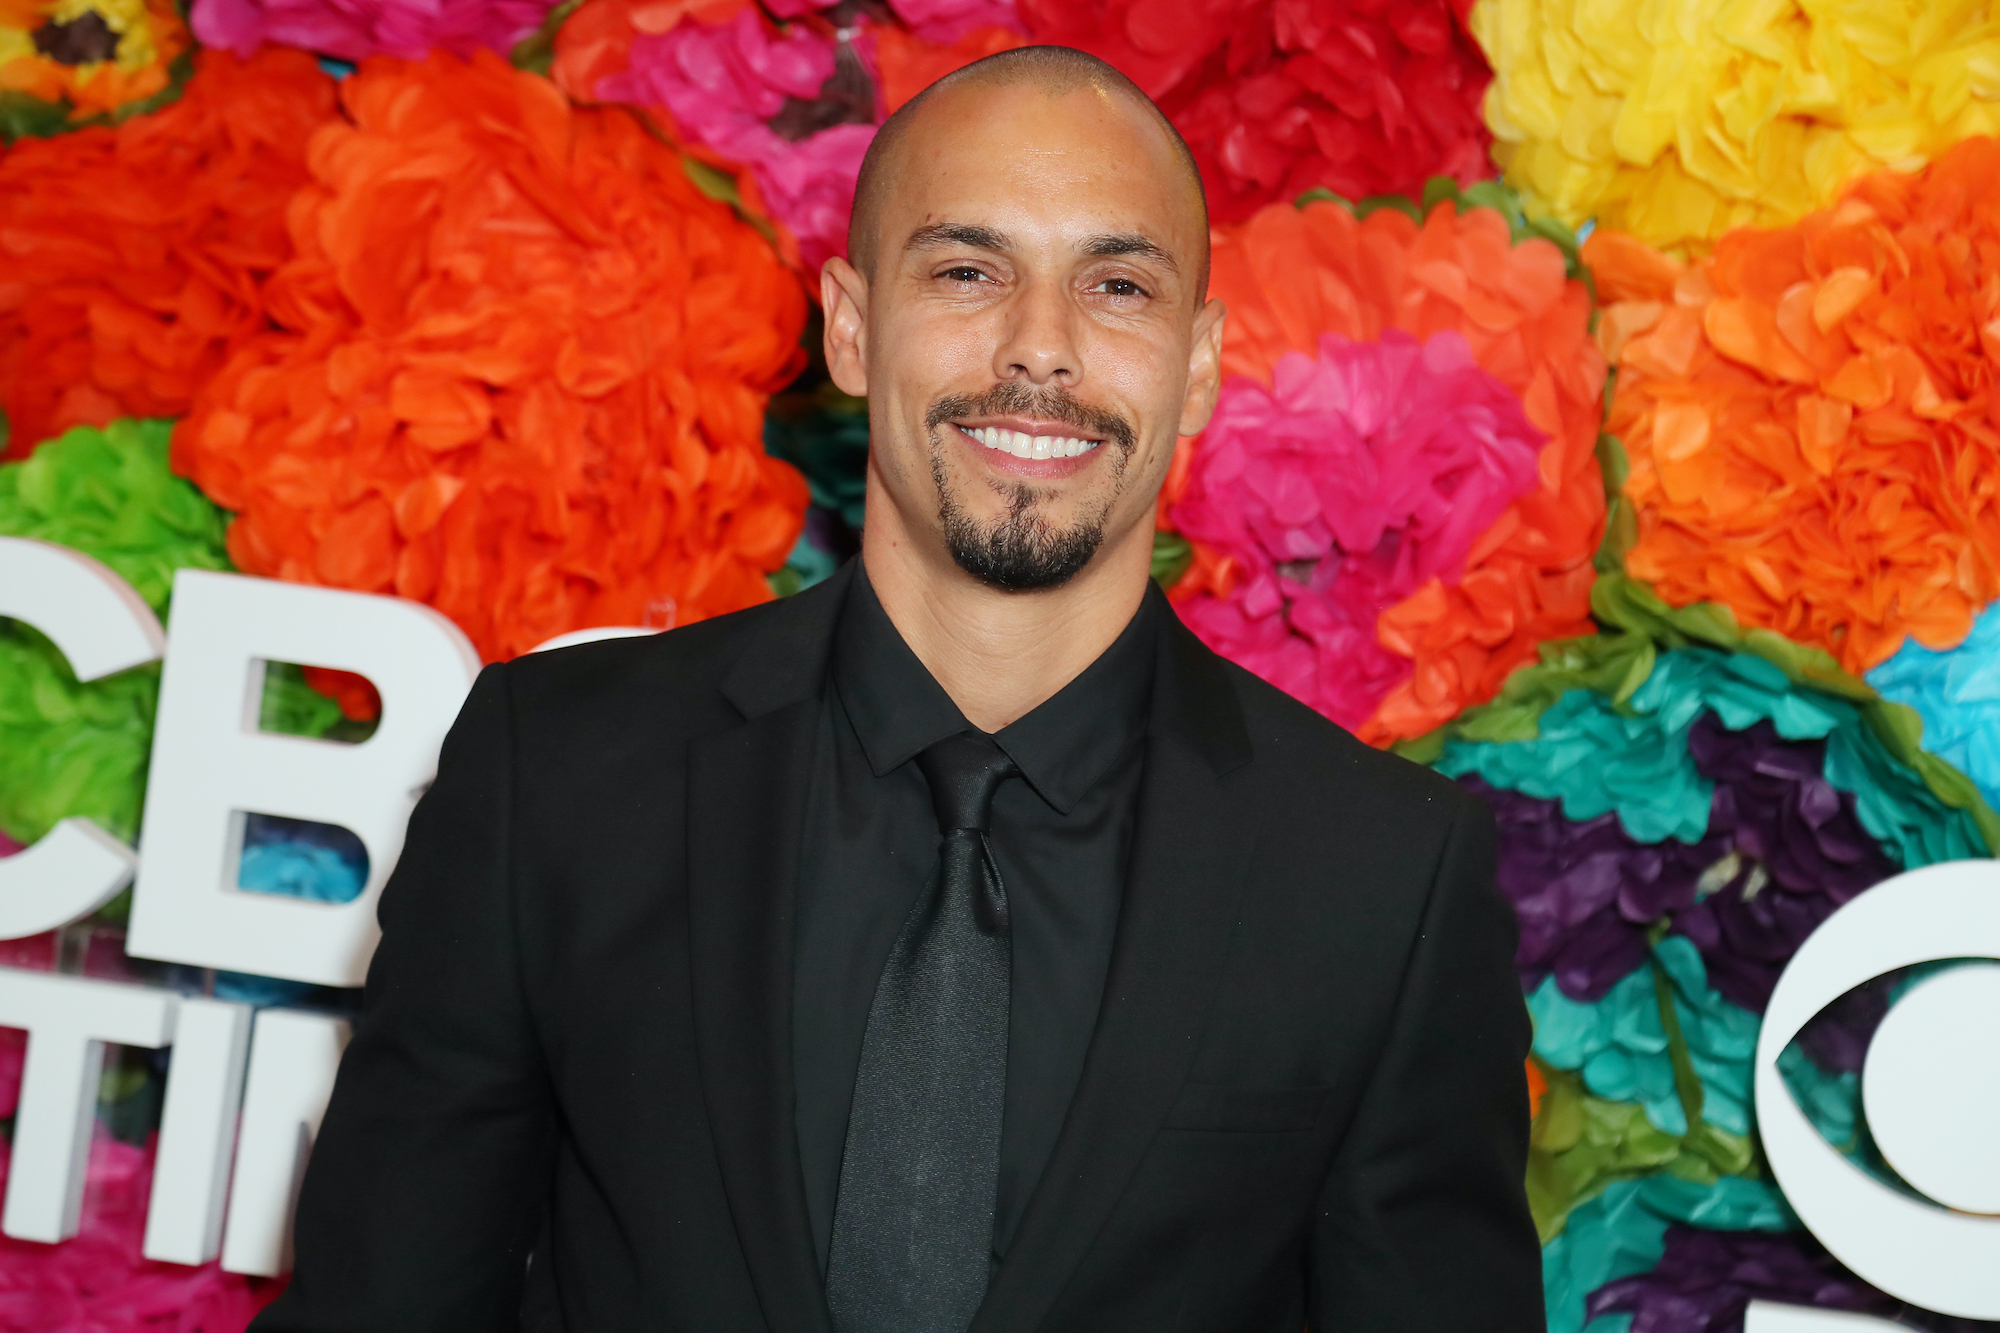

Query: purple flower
1586;1225;1997;1333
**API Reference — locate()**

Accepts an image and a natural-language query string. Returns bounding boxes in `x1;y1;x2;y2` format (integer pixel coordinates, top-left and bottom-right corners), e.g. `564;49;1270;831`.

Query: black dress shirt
792;564;1160;1271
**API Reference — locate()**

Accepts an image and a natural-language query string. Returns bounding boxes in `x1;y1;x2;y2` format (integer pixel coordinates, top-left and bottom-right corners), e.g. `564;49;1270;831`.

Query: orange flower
173;50;811;663
1589;135;2000;675
1179;198;1607;744
0;48;337;458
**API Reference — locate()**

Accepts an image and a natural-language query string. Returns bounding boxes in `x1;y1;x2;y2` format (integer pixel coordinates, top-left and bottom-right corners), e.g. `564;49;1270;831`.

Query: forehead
883;81;1201;251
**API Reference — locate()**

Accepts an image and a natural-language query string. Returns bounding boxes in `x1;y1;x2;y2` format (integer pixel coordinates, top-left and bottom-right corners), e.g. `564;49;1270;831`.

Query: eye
940;265;990;284
1092;276;1148;298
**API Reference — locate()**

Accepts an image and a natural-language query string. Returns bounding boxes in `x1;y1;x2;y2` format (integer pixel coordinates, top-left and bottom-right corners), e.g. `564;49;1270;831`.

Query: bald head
848;45;1209;295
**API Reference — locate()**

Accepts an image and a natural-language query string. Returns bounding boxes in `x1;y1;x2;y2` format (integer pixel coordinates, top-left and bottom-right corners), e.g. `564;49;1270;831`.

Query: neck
860;494;1154;734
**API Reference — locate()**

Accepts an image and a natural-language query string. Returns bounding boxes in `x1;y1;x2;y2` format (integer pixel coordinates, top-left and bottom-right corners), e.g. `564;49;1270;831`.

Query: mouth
955;421;1105;461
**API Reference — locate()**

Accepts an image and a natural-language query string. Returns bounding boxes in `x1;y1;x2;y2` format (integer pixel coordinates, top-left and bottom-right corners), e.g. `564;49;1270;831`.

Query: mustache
924;382;1137;455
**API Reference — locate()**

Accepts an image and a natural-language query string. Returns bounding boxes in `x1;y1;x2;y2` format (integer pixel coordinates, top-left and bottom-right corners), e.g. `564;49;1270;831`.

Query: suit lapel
971;613;1260;1333
686;567;853;1333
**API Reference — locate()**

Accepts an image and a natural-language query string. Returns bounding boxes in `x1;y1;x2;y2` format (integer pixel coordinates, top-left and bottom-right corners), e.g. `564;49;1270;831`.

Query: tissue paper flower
1528;937;1757;1138
1441;646;1987;868
889;0;1020;46
173;51;809;662
1172;195;1605;743
873;19;1022;114
1172;330;1543;731
0;47;336;460
1471;0;2000;254
1541;1175;1793;1333
0;420;232;846
190;0;563;62
1019;0;1494;223
1467;775;1727;1000
1673;717;1899;1013
587;6;877;273
1585;1225;1941;1333
0;0;189;122
0;1130;281;1330
1869;600;2000;815
0;419;229;611
1588;137;2000;675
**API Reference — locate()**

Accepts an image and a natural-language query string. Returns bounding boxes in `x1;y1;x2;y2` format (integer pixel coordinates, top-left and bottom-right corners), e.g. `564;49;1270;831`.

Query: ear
821;257;870;398
1177;297;1228;437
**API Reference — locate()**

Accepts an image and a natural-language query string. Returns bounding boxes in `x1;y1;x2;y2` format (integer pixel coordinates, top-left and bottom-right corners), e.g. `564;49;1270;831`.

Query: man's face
825;81;1223;591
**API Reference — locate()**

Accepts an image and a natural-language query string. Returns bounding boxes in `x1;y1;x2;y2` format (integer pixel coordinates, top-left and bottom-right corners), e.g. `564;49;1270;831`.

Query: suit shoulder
1217;656;1477;827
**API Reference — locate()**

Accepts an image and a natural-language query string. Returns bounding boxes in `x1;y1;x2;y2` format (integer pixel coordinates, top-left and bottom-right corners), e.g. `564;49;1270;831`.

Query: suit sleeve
253;662;555;1332
1306;794;1544;1332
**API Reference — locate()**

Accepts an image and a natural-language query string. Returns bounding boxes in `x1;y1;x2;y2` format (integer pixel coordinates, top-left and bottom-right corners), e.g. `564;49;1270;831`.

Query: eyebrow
905;222;1009;253
1081;232;1180;274
902;223;1181;275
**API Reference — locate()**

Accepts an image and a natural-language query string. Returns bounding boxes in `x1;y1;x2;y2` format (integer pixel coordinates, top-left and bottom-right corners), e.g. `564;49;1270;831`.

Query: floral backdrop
2;0;1999;1326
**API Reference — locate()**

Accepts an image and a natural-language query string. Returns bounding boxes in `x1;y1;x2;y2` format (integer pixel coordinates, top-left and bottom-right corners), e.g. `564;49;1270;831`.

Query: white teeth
961;425;1102;459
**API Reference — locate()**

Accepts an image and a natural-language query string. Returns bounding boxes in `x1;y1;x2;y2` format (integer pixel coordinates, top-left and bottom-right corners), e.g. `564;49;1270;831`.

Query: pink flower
192;0;562;61
596;8;878;273
1171;329;1544;731
0;1132;280;1330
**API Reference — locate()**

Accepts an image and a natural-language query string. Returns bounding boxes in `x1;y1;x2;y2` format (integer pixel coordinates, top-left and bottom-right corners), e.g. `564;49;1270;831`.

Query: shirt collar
831;563;1160;814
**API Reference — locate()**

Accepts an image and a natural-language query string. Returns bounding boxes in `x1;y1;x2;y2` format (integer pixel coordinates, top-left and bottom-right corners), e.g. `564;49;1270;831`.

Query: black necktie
825;731;1019;1333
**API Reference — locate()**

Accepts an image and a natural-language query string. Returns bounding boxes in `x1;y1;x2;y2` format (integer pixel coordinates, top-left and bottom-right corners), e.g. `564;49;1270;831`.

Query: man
257;45;1542;1333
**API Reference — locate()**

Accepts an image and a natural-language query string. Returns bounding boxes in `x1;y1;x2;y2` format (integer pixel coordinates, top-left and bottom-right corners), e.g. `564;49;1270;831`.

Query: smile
959;424;1103;460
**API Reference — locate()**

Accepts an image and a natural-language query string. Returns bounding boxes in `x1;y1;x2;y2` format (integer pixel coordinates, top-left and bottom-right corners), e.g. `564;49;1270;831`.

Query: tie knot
916;732;1019;834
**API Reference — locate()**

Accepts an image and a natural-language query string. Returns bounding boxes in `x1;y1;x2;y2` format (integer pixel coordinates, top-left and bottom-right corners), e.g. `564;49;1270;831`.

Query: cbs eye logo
1748;859;2000;1329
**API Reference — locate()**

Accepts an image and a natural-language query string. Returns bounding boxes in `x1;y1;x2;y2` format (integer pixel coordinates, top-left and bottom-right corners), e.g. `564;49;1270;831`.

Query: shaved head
848;45;1209;295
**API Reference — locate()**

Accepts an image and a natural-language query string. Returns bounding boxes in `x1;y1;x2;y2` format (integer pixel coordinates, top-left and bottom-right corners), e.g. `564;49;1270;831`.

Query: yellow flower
1470;0;2000;254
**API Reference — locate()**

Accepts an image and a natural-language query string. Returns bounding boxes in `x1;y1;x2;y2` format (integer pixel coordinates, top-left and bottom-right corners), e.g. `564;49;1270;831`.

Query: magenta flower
596;8;878;273
1171;329;1544;730
192;0;561;61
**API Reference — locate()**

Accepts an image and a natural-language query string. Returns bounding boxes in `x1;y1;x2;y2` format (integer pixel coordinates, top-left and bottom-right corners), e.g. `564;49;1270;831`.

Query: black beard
924;384;1144;592
923;383;1136;592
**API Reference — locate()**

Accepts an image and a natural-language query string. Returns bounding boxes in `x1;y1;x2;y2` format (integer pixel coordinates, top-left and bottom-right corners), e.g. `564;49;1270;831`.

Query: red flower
0;49;338;459
1019;0;1494;224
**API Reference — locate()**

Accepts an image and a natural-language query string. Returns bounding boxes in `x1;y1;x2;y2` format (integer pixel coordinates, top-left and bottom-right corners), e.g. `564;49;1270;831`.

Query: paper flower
0;1130;282;1329
873;20;1022;114
1171;195;1605;743
1172;329;1544;731
0;419;229;611
1528;937;1757;1138
173;51;809;662
1528;1066;1753;1243
0;420;230;846
1869;600;2000;816
1468;775;1726;1001
1440;647;1988;867
1471;0;2000;255
887;0;1020;46
0;48;336;460
1019;0;1494;223
582;5;877;274
1673;717;1899;1014
1588;137;2000;676
0;0;190;123
1584;1224;1950;1333
190;0;564;62
1541;1175;1793;1333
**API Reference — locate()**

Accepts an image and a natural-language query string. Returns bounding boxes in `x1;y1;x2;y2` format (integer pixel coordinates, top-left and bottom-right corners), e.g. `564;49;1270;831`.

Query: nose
991;274;1081;387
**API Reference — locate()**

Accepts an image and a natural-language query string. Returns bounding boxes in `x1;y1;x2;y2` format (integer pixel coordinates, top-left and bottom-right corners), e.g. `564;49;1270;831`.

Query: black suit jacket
255;561;1542;1333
